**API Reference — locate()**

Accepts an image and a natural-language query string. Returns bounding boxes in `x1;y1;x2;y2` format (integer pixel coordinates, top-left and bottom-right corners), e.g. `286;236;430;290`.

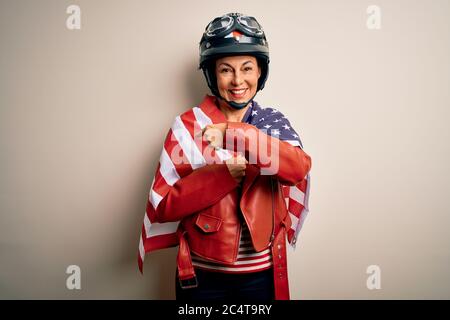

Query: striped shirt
191;221;273;273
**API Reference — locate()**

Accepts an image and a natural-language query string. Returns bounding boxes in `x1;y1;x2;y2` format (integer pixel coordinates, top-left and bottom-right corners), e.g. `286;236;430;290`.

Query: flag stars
271;129;280;136
292;133;298;138
274;119;281;123
282;124;291;130
264;124;272;129
251;110;258;116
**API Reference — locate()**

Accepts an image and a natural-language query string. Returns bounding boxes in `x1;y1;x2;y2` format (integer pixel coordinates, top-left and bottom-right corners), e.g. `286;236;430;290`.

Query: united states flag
138;95;311;273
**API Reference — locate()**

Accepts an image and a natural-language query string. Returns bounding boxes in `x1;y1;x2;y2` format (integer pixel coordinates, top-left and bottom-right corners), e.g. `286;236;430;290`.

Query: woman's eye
244;67;253;71
221;69;230;73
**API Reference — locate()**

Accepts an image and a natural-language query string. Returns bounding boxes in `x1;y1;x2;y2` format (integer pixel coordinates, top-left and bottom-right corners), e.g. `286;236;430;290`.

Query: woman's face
215;55;261;104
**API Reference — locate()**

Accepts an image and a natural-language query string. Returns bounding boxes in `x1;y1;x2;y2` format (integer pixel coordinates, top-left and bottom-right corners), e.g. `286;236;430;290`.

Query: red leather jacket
153;121;312;298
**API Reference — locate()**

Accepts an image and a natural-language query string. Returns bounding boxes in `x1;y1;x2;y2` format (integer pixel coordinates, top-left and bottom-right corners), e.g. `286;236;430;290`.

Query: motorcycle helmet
199;13;270;109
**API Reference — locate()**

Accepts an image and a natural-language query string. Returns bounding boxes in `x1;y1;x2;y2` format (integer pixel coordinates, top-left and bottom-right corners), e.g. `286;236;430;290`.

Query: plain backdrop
1;0;449;299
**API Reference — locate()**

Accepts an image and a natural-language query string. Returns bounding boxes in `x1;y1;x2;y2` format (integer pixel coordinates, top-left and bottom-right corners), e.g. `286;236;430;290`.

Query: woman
138;13;312;301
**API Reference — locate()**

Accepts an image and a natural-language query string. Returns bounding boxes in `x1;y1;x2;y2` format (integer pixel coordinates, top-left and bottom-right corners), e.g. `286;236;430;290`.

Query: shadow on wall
184;58;212;110
128;58;210;299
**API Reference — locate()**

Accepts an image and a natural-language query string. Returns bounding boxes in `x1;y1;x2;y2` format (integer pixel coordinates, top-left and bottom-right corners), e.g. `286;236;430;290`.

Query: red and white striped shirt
191;221;273;273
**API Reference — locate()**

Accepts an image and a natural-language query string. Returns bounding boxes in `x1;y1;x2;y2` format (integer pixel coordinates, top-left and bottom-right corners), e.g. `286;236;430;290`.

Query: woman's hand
201;123;247;183
225;153;247;184
201;123;228;149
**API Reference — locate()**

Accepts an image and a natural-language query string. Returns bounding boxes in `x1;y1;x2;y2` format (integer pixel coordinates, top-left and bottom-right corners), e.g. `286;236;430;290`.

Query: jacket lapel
241;164;259;197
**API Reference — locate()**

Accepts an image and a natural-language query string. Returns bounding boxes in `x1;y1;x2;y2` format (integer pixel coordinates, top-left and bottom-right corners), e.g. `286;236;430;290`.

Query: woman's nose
231;71;244;86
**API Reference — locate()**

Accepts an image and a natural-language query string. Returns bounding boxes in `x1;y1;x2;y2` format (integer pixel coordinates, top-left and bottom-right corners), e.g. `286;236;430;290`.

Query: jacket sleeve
226;122;312;186
153;164;238;223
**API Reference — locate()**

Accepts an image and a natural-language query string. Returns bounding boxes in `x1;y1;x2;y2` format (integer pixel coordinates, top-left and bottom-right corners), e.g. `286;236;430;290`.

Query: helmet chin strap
218;92;258;110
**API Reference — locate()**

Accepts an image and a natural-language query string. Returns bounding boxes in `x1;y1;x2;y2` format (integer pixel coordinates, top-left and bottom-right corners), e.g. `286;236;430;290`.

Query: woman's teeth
229;89;247;96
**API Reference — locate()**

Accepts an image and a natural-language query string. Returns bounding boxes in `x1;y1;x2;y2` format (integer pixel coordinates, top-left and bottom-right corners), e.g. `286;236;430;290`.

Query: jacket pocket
195;213;222;233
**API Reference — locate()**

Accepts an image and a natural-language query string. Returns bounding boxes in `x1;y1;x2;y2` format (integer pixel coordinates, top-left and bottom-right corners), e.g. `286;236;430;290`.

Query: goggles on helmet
204;13;264;39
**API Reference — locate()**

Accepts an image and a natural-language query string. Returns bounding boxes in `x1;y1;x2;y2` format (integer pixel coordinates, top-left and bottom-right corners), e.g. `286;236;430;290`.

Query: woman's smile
228;88;248;99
